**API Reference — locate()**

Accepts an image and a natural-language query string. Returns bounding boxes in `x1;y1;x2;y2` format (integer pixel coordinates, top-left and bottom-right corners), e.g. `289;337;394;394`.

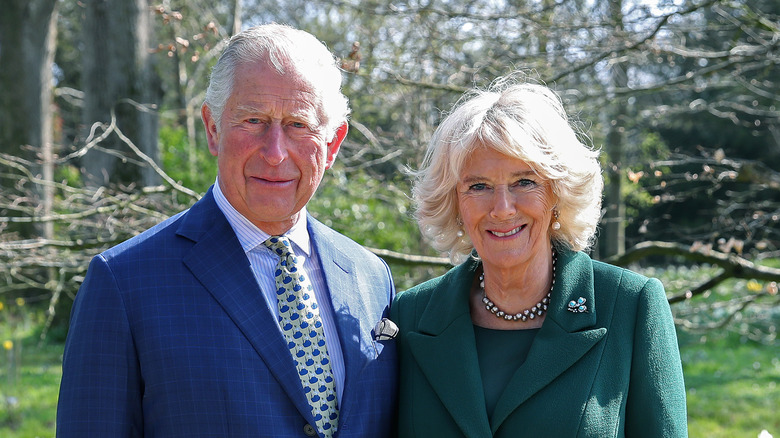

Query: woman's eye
515;179;537;188
469;183;488;191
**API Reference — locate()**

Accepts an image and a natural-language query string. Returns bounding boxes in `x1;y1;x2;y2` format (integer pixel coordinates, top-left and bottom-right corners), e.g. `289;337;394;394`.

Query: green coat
391;250;687;437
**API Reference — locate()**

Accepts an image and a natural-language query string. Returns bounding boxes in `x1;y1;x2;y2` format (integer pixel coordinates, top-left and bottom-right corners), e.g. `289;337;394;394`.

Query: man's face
202;60;346;235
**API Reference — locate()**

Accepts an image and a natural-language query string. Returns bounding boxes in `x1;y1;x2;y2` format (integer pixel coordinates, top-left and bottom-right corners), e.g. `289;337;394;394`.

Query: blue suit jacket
57;188;398;437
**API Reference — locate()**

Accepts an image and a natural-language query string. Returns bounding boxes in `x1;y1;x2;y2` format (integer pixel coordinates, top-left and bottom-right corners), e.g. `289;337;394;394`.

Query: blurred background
0;0;778;436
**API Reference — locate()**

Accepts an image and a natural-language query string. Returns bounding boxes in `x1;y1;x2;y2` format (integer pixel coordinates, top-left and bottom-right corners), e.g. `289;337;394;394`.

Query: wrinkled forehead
235;59;326;113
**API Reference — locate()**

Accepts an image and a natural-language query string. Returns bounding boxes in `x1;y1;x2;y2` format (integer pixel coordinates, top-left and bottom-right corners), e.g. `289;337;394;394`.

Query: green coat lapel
406;259;493;438
406;251;608;437
491;250;607;433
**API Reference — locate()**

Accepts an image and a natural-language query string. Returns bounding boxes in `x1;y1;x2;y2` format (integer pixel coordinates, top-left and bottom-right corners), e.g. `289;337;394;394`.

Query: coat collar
406;250;607;436
306;216;381;426
178;189;317;424
177;189;381;432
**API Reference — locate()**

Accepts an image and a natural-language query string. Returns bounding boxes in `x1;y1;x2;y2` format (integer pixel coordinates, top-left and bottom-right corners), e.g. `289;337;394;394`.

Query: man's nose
261;123;288;166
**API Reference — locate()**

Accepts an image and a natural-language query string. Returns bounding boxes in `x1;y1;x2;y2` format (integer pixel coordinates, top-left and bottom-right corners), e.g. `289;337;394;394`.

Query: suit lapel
406;259;493;438
178;190;316;425
307;217;377;428
490;251;606;432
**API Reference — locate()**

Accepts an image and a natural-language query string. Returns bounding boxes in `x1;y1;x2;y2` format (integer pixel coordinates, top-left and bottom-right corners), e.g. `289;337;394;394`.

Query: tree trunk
0;0;59;238
81;0;161;187
601;0;628;257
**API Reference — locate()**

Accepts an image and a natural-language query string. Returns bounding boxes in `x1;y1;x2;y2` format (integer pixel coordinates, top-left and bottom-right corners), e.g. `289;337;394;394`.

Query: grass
0;339;62;438
681;332;779;438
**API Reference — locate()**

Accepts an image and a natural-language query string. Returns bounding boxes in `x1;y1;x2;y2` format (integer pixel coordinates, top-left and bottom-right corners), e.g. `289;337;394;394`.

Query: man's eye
246;118;262;124
290;121;307;129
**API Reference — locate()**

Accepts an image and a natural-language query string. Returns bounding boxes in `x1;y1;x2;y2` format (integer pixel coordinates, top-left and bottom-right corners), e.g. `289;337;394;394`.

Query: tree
80;0;161;187
1;0;778;340
0;0;59;239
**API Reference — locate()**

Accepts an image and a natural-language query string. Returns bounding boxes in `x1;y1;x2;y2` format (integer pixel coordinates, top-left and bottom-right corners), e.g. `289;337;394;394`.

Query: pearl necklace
480;250;556;322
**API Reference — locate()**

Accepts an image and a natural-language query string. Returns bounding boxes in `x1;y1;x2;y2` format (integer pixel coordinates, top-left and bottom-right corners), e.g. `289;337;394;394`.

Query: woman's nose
490;186;517;219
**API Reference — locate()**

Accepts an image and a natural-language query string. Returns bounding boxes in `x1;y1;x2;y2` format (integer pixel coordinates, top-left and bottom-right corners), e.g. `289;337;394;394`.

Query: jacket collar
407;250;606;436
177;190;382;432
306;216;381;425
177;189;325;428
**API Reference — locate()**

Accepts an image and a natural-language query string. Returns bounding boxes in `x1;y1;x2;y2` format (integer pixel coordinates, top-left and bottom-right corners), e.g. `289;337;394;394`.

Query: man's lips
252;176;295;185
488;225;525;237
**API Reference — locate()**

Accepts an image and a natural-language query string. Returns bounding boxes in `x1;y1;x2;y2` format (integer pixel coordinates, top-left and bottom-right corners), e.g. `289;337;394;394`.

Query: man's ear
202;104;220;156
325;122;348;169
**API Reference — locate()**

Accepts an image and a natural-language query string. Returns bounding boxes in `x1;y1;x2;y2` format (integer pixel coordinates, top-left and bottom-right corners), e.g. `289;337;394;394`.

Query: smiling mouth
254;176;294;185
489;225;524;237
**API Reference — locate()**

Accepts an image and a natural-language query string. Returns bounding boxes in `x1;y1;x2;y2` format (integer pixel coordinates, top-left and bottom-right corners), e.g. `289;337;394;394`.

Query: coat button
303;424;317;437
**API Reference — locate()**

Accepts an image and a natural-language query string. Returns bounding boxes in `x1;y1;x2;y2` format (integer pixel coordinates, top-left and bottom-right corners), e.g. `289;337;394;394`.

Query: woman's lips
488;224;525;237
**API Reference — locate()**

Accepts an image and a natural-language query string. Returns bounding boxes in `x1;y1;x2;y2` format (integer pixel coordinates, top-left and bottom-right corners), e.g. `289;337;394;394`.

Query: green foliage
621;132;672;226
308;166;448;290
309;166;418;252
53;165;81;189
1;303;59;437
0;338;62;437
160;125;216;195
637;262;779;437
636;132;671;162
641;263;778;343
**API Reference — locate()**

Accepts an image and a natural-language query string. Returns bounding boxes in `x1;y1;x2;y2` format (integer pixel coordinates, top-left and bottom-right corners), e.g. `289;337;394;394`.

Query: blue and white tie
264;236;338;437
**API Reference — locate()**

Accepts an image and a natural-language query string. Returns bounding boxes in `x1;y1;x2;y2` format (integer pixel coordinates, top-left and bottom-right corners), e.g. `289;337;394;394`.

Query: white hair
204;23;350;139
412;77;603;263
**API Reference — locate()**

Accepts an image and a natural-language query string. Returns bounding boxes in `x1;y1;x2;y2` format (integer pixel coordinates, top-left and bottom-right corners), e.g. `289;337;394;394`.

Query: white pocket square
373;318;399;341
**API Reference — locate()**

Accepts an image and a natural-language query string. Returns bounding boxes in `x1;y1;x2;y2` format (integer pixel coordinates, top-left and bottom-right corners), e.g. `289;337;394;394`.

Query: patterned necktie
263;236;339;437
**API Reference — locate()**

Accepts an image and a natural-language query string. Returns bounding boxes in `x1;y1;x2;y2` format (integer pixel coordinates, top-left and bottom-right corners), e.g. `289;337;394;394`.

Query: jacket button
303;424;317;437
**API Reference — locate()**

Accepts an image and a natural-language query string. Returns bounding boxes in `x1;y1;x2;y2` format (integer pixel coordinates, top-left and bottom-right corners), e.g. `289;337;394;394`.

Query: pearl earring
552;209;561;231
457;230;464;237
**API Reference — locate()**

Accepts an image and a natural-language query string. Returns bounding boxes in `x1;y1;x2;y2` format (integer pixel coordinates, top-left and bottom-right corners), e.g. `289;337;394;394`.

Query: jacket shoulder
391;259;473;326
394;274;442;307
308;215;389;268
591;259;666;306
100;190;229;265
100;209;188;262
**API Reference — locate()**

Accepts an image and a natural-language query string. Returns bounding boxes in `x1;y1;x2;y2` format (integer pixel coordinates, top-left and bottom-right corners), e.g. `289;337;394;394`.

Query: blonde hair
412;77;603;263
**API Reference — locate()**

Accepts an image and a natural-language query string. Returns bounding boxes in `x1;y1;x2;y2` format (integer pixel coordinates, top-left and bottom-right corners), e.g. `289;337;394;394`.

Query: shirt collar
213;179;311;257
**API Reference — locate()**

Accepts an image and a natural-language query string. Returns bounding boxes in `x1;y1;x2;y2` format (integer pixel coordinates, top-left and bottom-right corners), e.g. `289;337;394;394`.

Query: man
57;24;398;437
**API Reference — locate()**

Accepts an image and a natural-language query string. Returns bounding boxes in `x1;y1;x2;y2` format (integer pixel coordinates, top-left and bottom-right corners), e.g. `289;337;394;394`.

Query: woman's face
456;147;556;273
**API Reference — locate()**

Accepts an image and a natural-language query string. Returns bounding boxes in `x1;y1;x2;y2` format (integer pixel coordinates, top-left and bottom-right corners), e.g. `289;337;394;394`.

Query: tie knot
263;235;293;258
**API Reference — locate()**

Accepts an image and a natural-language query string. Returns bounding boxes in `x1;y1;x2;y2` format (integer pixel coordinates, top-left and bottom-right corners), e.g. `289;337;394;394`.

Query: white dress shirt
212;180;346;405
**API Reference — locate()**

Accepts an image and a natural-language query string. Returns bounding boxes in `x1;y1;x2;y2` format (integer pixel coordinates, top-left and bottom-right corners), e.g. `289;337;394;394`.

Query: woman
391;77;687;437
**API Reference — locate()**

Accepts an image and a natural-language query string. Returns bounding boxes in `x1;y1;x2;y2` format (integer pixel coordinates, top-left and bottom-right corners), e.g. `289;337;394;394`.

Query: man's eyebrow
234;105;264;114
234;104;319;121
